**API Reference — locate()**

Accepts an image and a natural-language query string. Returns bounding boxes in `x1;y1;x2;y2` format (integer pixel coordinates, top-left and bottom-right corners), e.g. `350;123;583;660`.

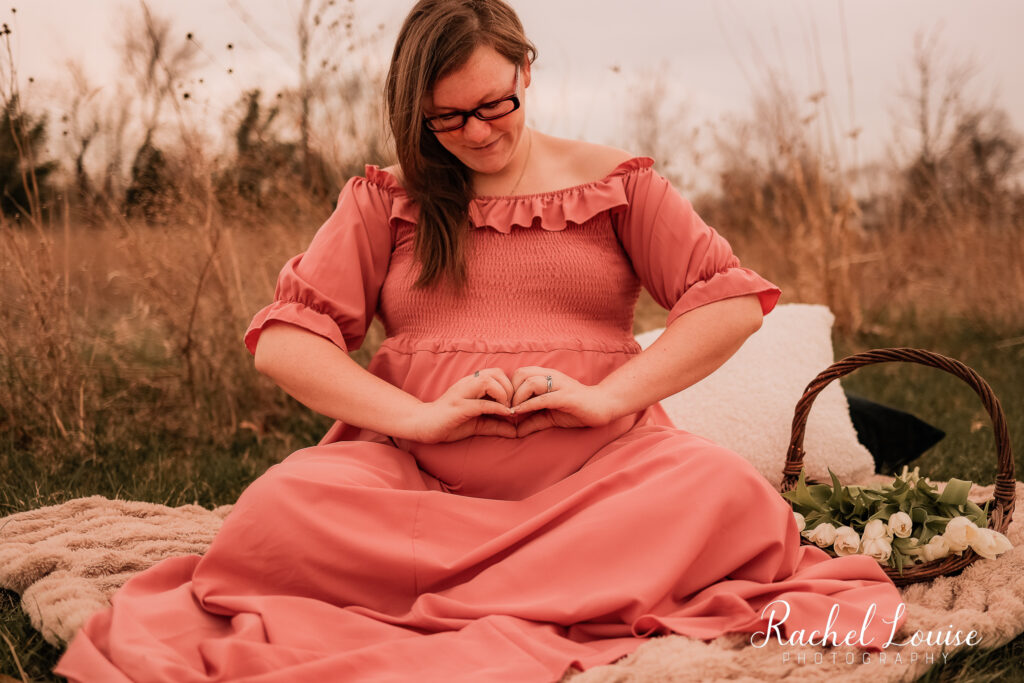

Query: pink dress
55;157;907;682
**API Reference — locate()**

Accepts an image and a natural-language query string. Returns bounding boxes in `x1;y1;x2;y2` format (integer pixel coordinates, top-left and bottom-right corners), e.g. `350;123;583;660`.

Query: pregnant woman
55;0;906;680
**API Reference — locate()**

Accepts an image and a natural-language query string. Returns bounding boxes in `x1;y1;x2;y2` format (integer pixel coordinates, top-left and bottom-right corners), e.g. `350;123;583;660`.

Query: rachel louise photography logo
749;599;982;665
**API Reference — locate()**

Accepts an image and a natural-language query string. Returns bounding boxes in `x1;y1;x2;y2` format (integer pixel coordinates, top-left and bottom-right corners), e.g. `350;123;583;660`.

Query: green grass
1;307;1022;681
833;310;1024;683
834;310;1023;488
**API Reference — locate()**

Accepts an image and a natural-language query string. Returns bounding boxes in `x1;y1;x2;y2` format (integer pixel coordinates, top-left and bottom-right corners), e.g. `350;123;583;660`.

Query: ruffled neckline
363;156;654;233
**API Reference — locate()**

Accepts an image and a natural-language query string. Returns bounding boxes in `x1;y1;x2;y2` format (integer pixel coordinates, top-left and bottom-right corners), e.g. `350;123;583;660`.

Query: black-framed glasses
423;65;521;133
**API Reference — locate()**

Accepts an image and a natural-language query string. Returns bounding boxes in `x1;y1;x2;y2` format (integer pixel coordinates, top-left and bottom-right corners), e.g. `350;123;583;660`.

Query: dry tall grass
1;6;1021;477
0;2;392;473
622;25;1023;336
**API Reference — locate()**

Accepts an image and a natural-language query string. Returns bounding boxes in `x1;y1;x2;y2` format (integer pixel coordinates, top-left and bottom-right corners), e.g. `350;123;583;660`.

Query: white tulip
863;519;891;541
887;512;914;539
921;535;951;562
793;512;806;533
862;536;893;563
802;522;837;548
943;516;978;553
969;528;1013;560
833;526;861;556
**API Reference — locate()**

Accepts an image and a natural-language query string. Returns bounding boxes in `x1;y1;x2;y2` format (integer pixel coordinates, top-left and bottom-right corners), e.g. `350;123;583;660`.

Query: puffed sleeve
243;175;395;355
614;162;781;327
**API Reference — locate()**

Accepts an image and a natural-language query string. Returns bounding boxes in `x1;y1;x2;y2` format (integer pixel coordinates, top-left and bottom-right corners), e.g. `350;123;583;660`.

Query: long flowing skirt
55;422;906;682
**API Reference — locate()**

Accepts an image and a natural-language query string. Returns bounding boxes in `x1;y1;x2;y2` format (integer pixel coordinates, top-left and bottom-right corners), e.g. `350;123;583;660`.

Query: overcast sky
6;0;1023;184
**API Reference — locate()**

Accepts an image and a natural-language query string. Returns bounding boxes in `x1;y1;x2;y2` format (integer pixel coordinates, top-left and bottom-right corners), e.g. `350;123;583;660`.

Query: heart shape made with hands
470;366;611;437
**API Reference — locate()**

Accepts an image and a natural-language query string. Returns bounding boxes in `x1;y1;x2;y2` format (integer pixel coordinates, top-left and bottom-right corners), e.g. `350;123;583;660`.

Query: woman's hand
404;368;517;443
508;367;620;437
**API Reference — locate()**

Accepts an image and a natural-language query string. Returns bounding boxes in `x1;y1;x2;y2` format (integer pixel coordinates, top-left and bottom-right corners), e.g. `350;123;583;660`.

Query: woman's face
423;43;531;177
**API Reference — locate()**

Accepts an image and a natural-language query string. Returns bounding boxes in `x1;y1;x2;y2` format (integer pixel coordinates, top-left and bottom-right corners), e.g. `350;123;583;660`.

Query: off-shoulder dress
55;157;907;682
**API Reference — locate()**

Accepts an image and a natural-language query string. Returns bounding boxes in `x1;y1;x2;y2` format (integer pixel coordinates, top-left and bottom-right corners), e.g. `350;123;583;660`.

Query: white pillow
635;303;875;488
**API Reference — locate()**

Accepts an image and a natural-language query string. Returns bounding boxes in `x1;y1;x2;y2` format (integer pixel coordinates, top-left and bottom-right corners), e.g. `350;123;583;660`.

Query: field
2;4;1024;680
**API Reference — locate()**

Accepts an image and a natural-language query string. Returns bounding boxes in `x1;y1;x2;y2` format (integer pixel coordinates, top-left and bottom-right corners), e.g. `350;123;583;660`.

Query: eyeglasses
423;65;521;133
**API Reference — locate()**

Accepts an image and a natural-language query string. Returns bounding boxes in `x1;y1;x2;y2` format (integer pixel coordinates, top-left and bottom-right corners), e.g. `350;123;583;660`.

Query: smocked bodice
378;213;642;348
365;163;651;352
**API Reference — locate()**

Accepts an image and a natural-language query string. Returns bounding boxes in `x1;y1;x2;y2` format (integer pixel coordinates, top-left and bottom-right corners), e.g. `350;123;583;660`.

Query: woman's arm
509;294;764;433
577;162;779;423
253;322;516;442
511;164;780;434
595;293;764;419
254;322;423;437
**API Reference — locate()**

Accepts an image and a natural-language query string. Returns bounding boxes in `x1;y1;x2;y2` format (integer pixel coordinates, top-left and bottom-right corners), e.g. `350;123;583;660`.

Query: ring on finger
545;375;553;393
474;370;480;377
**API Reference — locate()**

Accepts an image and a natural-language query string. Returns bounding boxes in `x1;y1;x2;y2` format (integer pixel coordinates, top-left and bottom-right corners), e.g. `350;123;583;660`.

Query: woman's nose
461;116;492;143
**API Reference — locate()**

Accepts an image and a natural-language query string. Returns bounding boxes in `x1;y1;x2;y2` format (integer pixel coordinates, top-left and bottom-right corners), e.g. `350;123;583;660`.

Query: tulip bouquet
782;465;1013;573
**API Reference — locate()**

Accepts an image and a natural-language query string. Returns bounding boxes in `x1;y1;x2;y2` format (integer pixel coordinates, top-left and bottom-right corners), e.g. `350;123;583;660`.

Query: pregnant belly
362;341;651;499
396;411;642;500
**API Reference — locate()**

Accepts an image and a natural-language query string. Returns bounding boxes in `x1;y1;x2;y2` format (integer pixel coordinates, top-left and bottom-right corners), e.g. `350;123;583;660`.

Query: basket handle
779;347;1016;533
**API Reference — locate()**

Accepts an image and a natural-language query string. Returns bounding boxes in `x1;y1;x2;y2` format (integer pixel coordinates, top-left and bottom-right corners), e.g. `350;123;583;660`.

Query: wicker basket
779;347;1016;586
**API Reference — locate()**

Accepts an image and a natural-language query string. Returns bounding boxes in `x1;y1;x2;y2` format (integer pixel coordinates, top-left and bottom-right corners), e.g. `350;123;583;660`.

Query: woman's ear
522;59;531;89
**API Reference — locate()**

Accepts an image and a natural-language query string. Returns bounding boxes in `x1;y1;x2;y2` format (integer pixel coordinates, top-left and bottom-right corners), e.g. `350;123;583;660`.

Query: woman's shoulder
561;138;637;179
540;135;640;186
349;163;407;197
379;164;406;189
333;165;414;236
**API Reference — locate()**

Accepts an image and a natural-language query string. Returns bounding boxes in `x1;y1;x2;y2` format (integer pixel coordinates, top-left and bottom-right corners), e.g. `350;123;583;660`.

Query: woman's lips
471;138;501;151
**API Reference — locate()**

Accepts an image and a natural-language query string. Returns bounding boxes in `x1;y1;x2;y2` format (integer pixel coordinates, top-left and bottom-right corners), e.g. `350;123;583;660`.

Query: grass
834;310;1024;488
915;634;1024;683
832;310;1024;682
0;398;333;681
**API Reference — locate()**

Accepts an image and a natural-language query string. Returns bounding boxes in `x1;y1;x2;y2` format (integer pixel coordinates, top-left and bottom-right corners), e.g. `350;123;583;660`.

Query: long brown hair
385;0;536;290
